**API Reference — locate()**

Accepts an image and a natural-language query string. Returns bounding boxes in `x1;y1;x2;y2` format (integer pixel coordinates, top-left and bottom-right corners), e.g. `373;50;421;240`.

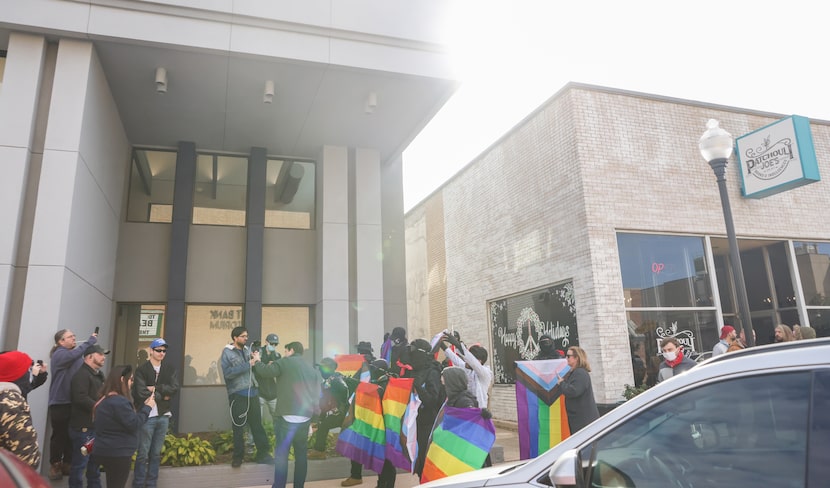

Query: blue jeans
133;415;169;488
68;428;101;488
272;417;310;488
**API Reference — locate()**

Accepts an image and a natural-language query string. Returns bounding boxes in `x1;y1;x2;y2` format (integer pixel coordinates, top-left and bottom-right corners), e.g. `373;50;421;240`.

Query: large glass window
182;304;312;386
617;233;712;308
794;241;830;339
262;306;311;351
265;159;315;229
183;304;244;386
626;310;717;388
113;303;167;368
193;154;248;226
585;372;810;487
126;149;177;223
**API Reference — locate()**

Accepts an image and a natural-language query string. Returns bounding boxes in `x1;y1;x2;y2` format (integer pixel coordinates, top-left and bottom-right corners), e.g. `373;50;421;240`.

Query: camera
251;340;261;353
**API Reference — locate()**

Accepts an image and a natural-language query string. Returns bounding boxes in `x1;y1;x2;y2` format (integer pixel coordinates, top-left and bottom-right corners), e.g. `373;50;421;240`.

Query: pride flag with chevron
336;382;386;473
515;359;571;459
420;406;496;483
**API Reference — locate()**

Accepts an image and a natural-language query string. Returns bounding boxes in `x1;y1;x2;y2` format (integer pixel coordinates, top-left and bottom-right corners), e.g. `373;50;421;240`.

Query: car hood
418;461;527;488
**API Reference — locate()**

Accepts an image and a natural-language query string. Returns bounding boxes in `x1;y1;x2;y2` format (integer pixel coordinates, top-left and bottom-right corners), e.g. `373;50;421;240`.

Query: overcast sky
401;0;827;211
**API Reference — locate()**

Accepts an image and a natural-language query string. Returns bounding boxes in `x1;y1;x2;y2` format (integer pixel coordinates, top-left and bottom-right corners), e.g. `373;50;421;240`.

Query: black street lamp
699;119;755;347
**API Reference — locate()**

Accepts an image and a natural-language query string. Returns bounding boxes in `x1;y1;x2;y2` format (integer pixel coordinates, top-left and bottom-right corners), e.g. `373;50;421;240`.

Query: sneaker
231;458;243;468
341;477;363;487
256;454;275;465
307;449;327;460
48;462;63;481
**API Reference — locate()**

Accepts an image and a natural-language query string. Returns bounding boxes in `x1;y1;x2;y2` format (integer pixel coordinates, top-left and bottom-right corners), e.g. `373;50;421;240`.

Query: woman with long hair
92;365;155;488
556;346;600;434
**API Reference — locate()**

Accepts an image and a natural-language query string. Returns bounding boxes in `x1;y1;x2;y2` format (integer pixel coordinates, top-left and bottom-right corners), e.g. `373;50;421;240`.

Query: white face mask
663;350;677;362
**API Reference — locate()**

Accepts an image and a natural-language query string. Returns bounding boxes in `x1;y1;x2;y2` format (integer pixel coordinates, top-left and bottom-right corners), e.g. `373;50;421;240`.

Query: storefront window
489;281;578;384
265;159;315;229
183;304;244;386
627;310;717;388
794;241;830;306
126;149;177;223
193;154;247;226
617;233;712;308
262;306;311;351
113;303;167;367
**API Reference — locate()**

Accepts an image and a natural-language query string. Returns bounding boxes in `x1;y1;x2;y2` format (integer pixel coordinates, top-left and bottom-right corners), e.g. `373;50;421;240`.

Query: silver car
422;338;830;488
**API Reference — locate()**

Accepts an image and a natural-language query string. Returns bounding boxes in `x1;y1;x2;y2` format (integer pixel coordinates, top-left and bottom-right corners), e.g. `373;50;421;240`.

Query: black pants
377;459;397;488
49;404;73;464
350;460;363;479
229;393;270;461
94;455;131;488
312;412;345;451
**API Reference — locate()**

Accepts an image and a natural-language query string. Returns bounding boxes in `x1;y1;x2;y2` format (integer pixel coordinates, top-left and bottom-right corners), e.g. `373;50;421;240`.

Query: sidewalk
48;423;520;488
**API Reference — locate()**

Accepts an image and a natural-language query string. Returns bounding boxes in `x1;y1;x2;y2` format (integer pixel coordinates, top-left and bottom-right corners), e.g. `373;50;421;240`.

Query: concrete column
0;33;47;350
354;148;384;347
317;146;350;358
245;147;267;338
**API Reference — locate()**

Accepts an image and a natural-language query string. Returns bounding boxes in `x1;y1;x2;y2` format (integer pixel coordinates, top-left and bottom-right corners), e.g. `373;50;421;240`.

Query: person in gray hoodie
47;328;98;480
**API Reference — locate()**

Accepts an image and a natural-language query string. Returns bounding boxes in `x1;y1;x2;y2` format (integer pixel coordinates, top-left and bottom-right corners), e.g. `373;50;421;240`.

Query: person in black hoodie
534;334;563;360
132;338;179;488
441;366;477;408
93;365;154;488
399;338;445;477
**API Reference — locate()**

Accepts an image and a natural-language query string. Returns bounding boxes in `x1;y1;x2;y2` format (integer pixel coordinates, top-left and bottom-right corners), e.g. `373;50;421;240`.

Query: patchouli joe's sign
735;115;820;198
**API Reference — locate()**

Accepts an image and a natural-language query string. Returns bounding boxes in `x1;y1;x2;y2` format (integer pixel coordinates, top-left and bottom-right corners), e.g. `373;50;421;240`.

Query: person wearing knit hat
0;350;42;468
712;325;736;357
0;350;47;401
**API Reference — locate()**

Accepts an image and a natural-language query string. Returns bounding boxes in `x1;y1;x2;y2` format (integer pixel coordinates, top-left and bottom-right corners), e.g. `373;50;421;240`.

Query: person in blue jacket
92;365;154;488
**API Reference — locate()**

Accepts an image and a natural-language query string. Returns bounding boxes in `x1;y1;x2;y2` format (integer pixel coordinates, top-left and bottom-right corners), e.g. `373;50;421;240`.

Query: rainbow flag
336;382;385;473
335;353;366;378
382;377;415;471
515;359;571;459
420;407;496;483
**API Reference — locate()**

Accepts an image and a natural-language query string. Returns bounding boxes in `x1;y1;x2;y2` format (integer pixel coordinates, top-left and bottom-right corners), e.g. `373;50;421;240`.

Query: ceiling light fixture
155;67;167;94
264;80;275;104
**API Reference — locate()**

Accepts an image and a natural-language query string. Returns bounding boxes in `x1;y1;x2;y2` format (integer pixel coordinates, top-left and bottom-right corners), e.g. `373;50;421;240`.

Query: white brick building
405;83;830;421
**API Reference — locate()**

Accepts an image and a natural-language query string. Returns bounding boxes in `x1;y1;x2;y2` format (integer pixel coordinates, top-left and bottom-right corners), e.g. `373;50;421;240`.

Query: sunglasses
153;348;168;353
565;353;575;358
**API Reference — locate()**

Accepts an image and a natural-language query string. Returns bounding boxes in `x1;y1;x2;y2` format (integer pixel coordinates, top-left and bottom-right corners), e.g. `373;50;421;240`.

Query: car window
584;372;810;488
809;371;830;487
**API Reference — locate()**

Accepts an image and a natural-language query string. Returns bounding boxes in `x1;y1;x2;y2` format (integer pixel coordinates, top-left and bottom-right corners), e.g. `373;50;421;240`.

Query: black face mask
540;341;554;352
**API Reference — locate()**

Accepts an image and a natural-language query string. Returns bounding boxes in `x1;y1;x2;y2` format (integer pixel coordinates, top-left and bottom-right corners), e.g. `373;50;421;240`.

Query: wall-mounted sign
489;281;578;384
736;115;820;198
139;310;164;337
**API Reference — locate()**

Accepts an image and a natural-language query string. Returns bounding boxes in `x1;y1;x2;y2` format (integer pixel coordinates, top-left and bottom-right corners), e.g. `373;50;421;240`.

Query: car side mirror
548;449;579;486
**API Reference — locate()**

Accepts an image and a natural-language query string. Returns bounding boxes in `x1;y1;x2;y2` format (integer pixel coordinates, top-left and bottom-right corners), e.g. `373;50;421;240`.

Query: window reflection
617;233;712;308
183;304;244;386
794;242;830;306
193;154;248;226
126;149;177;223
265;159;315;230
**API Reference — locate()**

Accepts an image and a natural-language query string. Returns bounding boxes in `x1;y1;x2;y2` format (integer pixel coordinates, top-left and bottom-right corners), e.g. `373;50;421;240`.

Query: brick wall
405;84;830;421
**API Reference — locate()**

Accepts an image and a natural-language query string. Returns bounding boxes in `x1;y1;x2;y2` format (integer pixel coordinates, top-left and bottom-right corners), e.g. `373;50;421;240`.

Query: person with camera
69;344;108;488
220;326;273;467
0;350;42;468
93;365;155;488
48;328;99;480
132;338;179;488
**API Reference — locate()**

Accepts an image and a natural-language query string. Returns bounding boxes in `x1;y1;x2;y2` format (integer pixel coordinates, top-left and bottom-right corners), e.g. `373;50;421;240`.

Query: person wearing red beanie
0;350;42;468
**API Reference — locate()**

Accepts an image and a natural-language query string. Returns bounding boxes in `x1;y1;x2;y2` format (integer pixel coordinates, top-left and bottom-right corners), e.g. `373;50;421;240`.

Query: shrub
161;433;216;466
622;383;650;400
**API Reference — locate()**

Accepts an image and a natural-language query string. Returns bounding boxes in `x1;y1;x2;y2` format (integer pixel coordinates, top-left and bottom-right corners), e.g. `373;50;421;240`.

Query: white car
421;338;830;488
